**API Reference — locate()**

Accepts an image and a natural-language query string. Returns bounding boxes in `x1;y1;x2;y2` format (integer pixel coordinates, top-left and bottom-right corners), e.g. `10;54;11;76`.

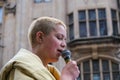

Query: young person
0;17;80;80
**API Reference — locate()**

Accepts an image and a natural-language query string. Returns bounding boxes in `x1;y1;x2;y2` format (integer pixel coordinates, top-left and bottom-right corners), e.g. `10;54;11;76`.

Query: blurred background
0;0;120;80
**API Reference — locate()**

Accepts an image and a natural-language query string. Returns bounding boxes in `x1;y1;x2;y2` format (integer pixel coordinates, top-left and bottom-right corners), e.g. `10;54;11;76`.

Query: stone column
3;10;16;64
15;0;33;52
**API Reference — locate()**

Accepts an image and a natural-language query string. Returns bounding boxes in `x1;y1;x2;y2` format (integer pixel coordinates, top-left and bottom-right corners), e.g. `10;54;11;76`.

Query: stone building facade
0;0;120;80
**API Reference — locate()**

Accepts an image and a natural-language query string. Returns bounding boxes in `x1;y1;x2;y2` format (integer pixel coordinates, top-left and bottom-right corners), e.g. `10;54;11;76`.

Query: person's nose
61;40;66;48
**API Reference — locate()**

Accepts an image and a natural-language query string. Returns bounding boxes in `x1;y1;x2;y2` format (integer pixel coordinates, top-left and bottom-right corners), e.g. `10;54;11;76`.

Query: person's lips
57;49;62;56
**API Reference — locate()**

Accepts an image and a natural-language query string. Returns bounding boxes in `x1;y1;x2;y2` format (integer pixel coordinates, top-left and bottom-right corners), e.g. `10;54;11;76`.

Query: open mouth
57;49;63;55
57;49;62;53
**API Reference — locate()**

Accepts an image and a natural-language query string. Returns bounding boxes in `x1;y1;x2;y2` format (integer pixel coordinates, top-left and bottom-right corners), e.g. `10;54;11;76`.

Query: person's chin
53;57;59;62
57;52;61;56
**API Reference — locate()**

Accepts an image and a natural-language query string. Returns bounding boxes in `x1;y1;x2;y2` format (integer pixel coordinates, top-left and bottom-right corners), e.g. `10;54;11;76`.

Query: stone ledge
68;35;120;47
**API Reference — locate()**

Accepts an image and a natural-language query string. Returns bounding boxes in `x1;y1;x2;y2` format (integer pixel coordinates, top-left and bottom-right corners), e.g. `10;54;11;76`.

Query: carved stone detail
4;1;16;15
115;49;120;59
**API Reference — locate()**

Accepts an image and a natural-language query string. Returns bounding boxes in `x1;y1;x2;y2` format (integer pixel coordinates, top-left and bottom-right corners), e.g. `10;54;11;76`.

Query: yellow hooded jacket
0;48;60;80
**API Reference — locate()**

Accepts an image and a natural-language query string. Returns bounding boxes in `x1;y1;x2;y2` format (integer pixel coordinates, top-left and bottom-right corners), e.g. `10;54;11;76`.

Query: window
78;8;107;38
98;9;106;19
34;0;51;3
79;10;87;37
98;9;107;36
0;7;3;24
112;62;120;80
44;0;51;2
102;60;110;80
77;64;81;80
93;74;100;80
68;13;74;40
83;61;90;80
88;10;97;36
69;24;74;40
111;9;118;35
79;10;86;20
89;10;96;20
117;0;120;9
92;60;100;80
34;0;42;3
89;21;97;36
77;59;120;80
79;22;87;37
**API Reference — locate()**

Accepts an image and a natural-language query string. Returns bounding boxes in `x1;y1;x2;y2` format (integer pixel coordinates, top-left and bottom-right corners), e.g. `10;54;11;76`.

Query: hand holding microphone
61;49;80;80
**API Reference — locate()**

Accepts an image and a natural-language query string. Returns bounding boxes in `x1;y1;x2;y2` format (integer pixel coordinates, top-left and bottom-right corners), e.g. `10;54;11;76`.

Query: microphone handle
65;57;71;63
64;55;71;63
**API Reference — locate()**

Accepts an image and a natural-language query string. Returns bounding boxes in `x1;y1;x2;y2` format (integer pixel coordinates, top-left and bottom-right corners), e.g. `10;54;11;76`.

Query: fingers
61;60;80;80
67;61;80;78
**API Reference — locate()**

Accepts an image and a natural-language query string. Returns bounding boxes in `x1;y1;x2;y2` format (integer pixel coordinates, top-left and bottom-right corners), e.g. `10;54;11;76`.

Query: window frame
78;8;107;38
77;59;120;80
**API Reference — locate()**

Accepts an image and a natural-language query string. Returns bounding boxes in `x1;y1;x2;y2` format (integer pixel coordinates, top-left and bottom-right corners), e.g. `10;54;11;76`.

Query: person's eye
55;34;63;40
57;36;63;40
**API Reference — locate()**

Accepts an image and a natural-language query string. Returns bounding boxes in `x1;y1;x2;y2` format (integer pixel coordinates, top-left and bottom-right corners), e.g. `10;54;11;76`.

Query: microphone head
61;49;71;63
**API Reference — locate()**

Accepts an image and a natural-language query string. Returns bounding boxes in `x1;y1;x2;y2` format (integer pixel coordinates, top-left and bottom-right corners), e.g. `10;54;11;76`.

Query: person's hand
60;60;80;80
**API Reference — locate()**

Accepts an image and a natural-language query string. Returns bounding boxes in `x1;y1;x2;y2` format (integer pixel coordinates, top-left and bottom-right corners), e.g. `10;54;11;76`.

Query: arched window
77;59;120;80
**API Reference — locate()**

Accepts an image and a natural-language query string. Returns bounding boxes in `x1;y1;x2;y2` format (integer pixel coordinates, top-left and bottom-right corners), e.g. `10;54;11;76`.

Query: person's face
41;24;67;63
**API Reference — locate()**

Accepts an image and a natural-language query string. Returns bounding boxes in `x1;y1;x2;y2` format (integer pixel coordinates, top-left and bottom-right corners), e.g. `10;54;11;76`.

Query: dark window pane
69;24;74;40
112;62;120;80
93;60;99;72
113;21;118;35
79;10;87;38
93;73;100;80
84;73;90;80
34;0;42;3
98;9;106;19
89;21;97;36
34;0;51;3
45;0;51;2
103;73;110;80
99;20;107;36
79;22;87;37
77;64;81;80
89;10;96;20
117;0;120;9
111;10;117;19
0;7;3;23
111;9;118;35
68;13;74;40
68;13;73;24
102;60;109;72
112;62;119;71
77;77;81;80
79;11;86;20
112;72;120;80
98;8;107;36
83;61;90;72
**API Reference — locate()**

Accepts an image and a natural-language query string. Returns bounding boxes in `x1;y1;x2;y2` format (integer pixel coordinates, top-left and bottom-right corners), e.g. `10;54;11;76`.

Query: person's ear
36;31;44;43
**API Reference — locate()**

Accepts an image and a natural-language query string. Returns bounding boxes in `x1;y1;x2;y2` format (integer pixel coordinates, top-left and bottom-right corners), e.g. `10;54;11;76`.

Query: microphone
61;50;78;80
61;49;71;63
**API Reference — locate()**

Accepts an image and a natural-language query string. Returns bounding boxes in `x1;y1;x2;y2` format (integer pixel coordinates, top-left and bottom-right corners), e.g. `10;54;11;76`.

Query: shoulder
47;64;61;80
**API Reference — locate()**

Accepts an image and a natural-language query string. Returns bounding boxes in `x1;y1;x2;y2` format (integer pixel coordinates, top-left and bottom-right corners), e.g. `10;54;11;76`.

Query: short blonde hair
28;17;66;46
